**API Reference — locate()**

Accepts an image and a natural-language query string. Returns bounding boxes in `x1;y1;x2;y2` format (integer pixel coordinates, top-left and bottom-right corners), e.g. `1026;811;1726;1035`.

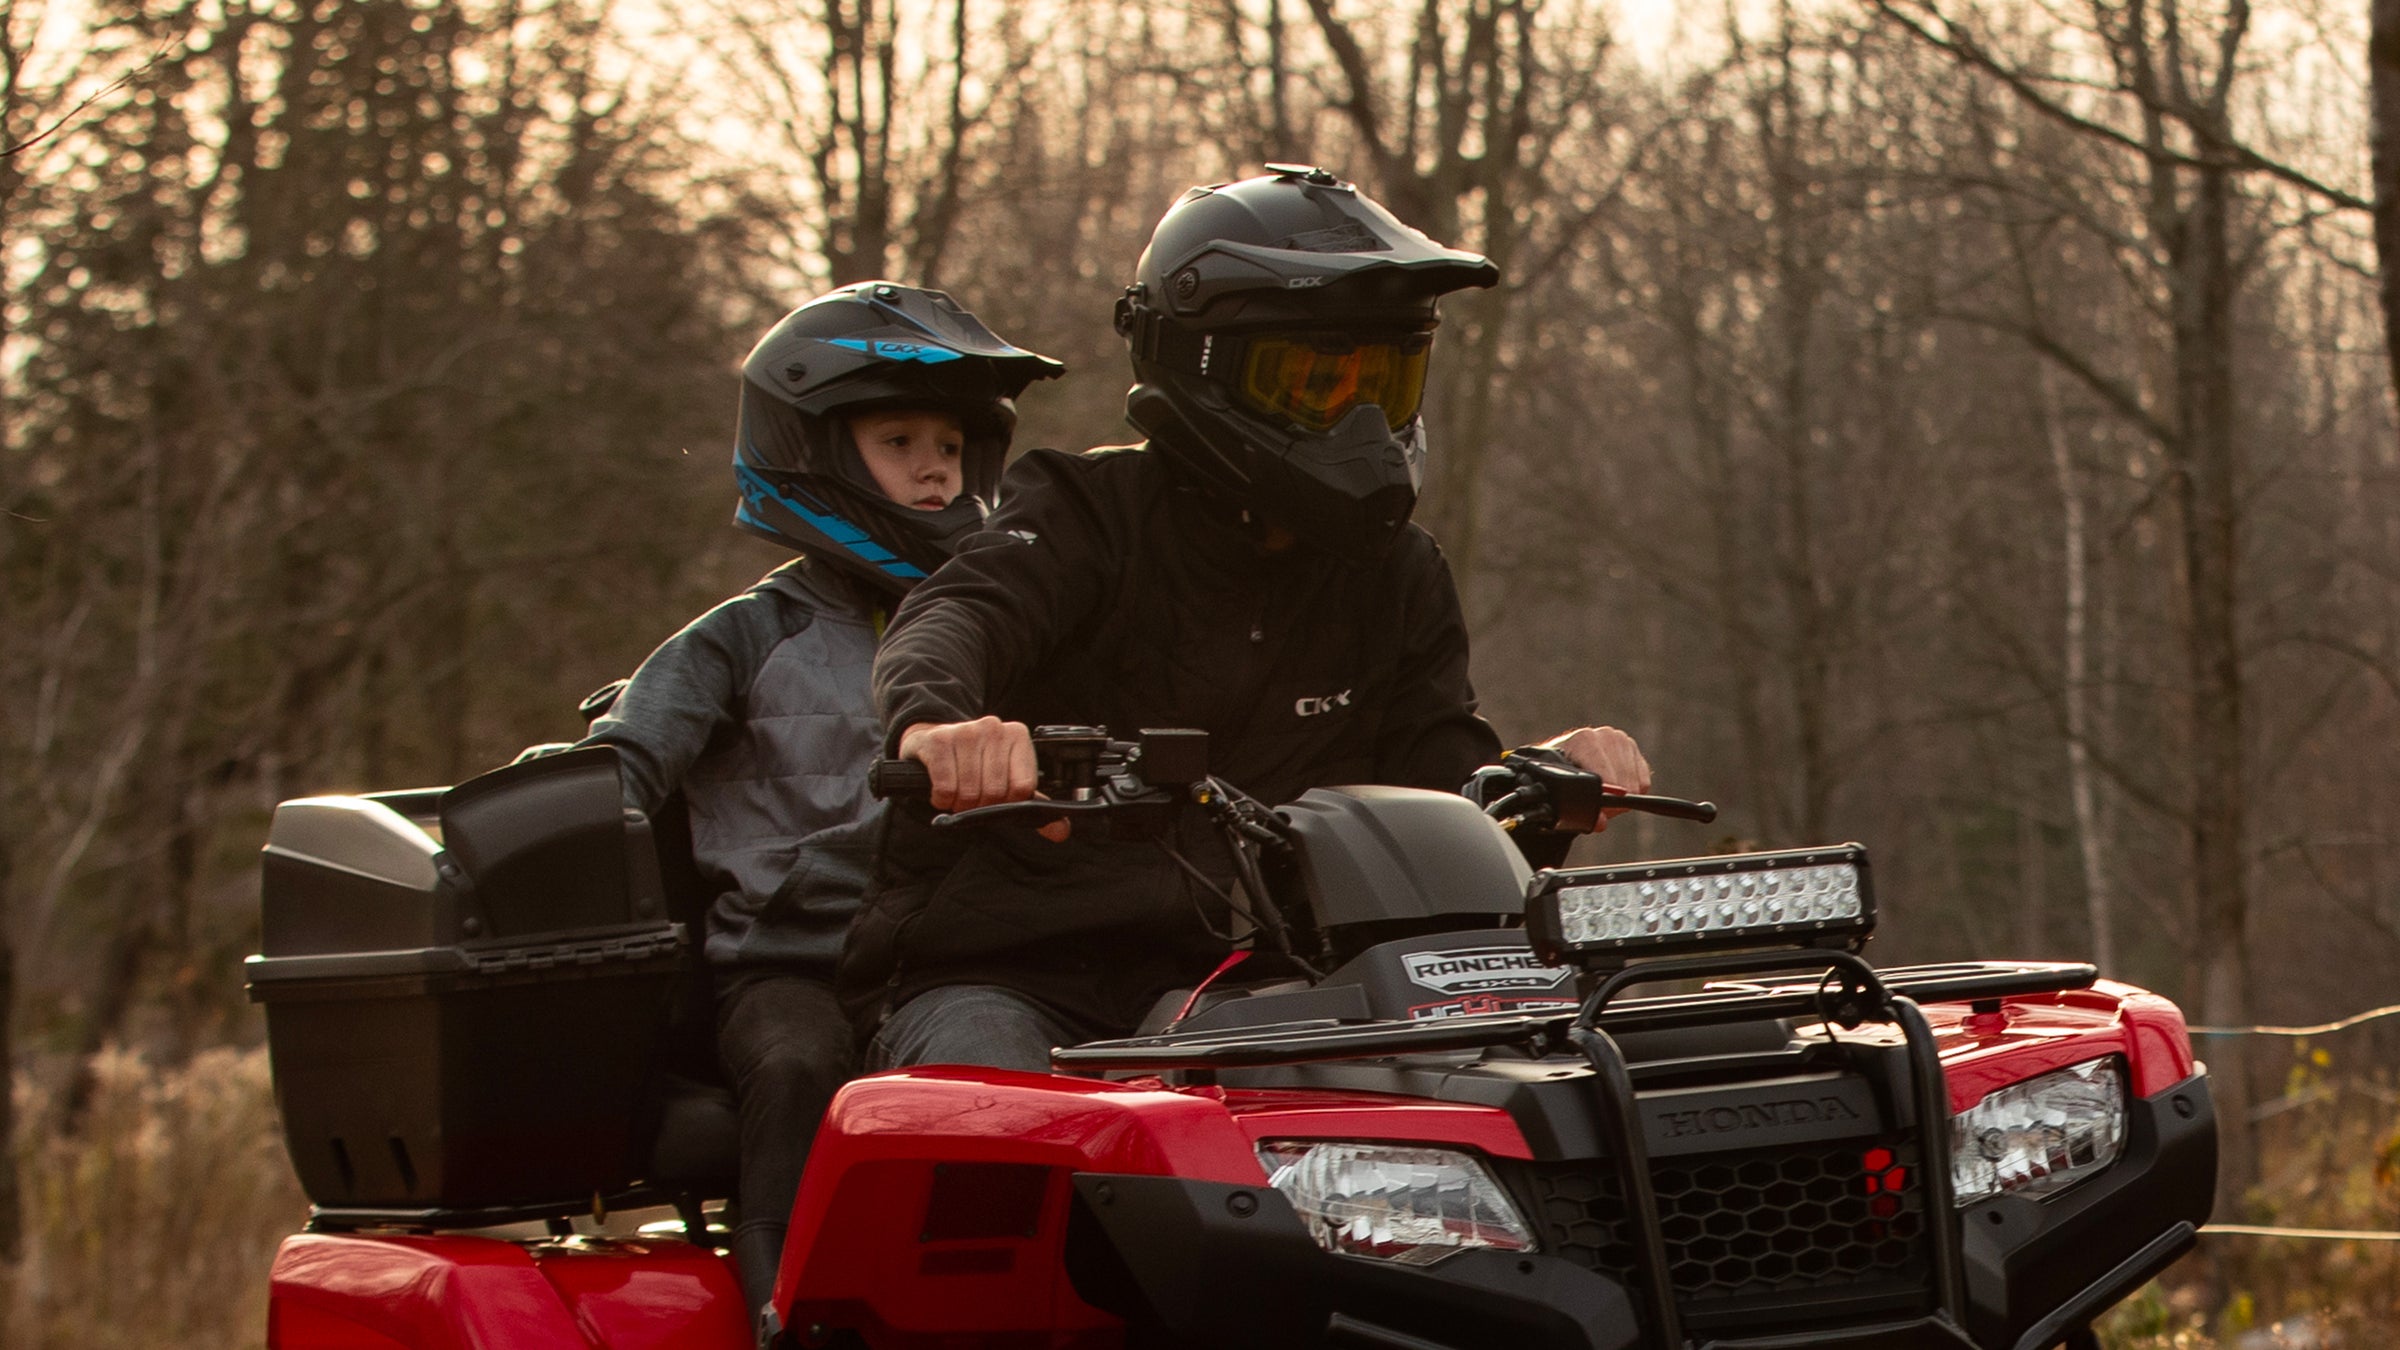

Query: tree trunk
2170;153;2256;1194
2041;362;2115;971
60;918;151;1128
2371;0;2400;412
1668;259;1787;840
1420;284;1513;580
2015;805;2048;958
1763;66;1835;845
0;831;20;1262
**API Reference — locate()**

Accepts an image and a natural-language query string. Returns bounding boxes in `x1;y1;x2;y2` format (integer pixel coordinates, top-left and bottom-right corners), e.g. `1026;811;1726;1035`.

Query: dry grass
2098;1056;2400;1350
2;1044;2396;1349
3;1047;306;1350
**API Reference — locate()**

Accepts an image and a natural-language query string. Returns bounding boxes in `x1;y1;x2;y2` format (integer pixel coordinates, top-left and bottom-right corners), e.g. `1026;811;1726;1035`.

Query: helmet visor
1237;331;1431;433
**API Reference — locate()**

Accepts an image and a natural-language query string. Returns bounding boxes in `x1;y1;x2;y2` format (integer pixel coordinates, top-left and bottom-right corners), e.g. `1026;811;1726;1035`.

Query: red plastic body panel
769;1070;1541;1344
772;1067;1268;1345
1926;980;2200;1111
532;1239;750;1350
267;1232;744;1350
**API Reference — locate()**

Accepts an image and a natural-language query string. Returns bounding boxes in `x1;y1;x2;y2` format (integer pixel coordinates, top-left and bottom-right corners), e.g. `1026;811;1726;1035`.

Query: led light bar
1525;844;1875;967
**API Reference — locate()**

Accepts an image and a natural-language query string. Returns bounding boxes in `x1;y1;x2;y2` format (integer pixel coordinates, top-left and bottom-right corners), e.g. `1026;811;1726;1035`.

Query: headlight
1255;1141;1536;1261
1950;1056;2126;1205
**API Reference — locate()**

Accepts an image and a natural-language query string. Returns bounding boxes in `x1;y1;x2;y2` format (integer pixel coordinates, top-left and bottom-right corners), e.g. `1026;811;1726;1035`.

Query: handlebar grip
868;759;932;801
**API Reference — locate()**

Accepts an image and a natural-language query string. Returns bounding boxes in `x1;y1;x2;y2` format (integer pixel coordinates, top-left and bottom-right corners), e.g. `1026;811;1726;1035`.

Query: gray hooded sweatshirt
582;559;883;973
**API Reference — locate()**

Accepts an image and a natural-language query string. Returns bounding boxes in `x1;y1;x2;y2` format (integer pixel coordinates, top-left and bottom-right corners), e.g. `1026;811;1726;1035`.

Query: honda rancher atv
249;730;2212;1350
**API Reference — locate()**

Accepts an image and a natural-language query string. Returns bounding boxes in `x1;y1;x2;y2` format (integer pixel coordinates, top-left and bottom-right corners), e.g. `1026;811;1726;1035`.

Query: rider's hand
1541;726;1652;829
897;718;1070;841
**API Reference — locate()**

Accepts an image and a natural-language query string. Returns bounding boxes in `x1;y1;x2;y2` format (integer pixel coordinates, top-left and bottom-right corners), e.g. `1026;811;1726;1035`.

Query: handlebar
871;728;1717;833
868;726;1716;980
867;726;1203;829
867;755;1111;828
1469;748;1717;832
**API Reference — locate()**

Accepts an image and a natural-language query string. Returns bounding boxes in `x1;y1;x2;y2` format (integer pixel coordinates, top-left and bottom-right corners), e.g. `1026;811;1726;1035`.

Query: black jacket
845;444;1505;1032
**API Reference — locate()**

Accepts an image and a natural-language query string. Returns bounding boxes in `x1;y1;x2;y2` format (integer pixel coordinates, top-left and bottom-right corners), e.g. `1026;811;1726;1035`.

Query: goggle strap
1128;310;1223;378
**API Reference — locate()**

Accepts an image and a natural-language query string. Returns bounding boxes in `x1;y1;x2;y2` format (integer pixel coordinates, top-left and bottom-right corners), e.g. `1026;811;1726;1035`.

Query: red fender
268;1232;745;1350
1931;982;2200;1110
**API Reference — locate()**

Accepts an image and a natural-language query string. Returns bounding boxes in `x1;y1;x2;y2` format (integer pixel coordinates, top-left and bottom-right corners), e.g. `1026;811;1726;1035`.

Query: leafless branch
1872;0;2369;213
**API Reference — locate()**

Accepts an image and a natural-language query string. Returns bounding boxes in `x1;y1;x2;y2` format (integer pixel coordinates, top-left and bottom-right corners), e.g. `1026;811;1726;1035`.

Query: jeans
714;970;854;1323
864;984;1102;1073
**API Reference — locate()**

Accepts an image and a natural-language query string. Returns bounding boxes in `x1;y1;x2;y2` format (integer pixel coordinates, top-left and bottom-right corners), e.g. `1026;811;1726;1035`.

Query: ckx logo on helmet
825;338;964;365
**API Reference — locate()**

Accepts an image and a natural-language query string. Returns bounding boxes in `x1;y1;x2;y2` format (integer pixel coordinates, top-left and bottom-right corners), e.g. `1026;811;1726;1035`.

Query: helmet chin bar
1129;377;1421;562
732;462;991;599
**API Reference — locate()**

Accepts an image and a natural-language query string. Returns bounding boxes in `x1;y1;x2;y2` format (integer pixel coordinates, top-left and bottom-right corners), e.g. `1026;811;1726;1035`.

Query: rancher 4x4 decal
1403;945;1575;995
1400;945;1578;1020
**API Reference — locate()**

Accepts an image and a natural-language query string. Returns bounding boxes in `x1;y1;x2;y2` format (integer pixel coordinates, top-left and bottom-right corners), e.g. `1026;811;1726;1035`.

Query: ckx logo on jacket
1295;688;1353;717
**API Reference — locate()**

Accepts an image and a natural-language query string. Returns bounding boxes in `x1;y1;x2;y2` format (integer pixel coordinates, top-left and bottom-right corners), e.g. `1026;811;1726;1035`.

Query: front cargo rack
1049;959;2095;1072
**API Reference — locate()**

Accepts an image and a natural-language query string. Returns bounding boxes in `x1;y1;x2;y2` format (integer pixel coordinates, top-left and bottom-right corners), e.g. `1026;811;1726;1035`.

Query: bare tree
1294;0;1623;578
1875;0;2389;1188
0;0;149;1263
2362;0;2400;409
2;0;749;1127
2039;360;2117;972
696;0;1038;289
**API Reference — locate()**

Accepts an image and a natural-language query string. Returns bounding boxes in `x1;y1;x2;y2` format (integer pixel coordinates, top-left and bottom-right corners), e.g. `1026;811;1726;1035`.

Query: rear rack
1049;959;2095;1071
306;1183;719;1243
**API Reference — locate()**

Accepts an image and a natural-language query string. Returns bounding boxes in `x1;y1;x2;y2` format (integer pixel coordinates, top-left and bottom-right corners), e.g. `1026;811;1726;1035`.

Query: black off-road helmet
1114;166;1497;560
735;282;1064;596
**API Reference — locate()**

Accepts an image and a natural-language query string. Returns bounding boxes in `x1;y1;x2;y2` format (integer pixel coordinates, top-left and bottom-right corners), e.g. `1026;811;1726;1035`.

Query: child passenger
578;282;1060;1322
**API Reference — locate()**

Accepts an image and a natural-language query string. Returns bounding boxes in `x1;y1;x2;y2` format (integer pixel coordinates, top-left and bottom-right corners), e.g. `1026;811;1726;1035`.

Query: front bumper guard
1065;1071;2211;1350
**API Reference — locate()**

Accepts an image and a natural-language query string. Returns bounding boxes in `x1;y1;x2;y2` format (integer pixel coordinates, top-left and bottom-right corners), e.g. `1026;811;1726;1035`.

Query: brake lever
932;797;1116;828
1605;792;1720;824
1478;752;1719;832
1505;790;1721;831
931;782;1183;829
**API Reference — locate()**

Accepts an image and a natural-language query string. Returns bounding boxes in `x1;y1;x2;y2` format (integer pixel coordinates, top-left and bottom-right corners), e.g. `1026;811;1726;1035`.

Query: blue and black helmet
734;282;1063;596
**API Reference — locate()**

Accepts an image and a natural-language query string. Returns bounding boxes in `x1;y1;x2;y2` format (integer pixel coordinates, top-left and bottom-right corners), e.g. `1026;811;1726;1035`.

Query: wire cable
2186;1003;2400;1038
2201;1224;2400;1242
1154;836;1257;944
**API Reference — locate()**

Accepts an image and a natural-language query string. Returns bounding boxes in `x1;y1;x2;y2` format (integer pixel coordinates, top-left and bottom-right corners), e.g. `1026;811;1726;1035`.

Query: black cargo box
246;746;688;1213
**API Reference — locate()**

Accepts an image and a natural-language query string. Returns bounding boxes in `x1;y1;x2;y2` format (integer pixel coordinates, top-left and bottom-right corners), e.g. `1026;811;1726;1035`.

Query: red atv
249;731;2212;1350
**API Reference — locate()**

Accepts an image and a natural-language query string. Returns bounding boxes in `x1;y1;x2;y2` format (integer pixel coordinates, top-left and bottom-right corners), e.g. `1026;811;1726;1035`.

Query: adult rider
842;167;1651;1070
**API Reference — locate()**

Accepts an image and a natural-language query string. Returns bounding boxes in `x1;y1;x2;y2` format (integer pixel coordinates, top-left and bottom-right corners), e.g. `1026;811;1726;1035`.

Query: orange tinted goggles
1237;332;1432;433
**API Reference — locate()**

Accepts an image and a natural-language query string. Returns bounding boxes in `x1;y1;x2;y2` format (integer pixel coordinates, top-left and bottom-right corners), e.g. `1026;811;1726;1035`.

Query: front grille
1513;1139;1930;1324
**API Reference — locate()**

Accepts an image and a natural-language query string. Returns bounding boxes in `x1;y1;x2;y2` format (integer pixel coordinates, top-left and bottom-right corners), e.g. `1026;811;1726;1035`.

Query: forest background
5;0;2400;1344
